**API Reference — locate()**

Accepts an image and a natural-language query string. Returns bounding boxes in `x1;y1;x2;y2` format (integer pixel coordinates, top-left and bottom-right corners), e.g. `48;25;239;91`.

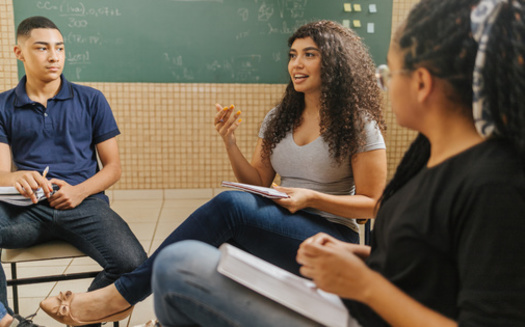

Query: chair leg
364;219;371;246
10;262;19;314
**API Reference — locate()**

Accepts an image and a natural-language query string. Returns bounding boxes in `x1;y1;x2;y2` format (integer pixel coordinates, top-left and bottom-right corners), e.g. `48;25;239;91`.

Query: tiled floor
3;189;367;326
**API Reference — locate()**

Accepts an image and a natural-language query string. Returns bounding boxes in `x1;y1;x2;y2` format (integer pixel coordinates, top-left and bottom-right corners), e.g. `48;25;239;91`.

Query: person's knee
210;191;259;218
153;240;217;285
130;247;148;270
153;246;179;288
212;190;236;206
154;240;204;272
213;190;251;207
113;244;147;274
153;241;195;292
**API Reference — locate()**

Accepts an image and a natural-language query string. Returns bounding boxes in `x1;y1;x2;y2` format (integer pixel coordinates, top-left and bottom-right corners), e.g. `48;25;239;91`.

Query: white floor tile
151;221;184;241
64;264;102;275
128;295;156;326
164;188;213;199
157;207;195;223
111;200;163;223
148;239;165;255
113;190;164;201
128;222;158;242
3;258;73;268
13;281;57;298
160;198;210;209
69;256;98;266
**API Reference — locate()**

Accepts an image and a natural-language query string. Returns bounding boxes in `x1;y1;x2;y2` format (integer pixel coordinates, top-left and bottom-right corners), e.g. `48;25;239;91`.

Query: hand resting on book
297;233;372;301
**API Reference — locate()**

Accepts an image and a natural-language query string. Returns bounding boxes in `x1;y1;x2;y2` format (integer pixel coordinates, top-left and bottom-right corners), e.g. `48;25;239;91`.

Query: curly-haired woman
40;20;387;325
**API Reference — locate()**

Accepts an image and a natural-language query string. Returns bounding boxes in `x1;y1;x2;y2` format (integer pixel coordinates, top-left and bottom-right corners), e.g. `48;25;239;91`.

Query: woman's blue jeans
115;191;359;305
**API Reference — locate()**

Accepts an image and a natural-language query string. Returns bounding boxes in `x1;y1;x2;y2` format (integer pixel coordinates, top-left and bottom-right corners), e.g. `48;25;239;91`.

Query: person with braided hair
139;0;525;326
40;20;387;325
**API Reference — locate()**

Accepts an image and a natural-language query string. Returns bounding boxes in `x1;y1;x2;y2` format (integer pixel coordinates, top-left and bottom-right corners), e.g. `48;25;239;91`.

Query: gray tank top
259;108;385;233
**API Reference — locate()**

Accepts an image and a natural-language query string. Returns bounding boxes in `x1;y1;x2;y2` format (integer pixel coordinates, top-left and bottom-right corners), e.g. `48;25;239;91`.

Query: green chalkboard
13;0;392;83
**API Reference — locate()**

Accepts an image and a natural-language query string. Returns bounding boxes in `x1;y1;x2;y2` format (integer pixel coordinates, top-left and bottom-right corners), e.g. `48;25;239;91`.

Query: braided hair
261;20;385;164
381;0;525;205
483;0;525;161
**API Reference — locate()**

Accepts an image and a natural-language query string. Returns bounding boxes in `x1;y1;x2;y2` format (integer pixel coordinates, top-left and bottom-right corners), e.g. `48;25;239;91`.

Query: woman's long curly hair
261;20;385;164
380;0;525;205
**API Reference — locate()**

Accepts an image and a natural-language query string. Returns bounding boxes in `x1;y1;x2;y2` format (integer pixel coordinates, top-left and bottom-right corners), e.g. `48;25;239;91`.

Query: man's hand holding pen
13;165;54;203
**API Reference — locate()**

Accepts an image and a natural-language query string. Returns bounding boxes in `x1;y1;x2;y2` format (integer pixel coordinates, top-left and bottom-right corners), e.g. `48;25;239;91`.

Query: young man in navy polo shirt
0;16;146;325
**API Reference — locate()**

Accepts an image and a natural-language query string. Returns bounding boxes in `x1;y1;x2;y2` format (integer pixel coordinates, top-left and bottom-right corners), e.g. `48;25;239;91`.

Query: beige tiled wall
0;0;419;190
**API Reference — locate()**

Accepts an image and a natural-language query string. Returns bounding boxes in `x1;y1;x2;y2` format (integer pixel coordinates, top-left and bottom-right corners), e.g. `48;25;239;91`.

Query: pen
42;166;54;195
42;166;49;178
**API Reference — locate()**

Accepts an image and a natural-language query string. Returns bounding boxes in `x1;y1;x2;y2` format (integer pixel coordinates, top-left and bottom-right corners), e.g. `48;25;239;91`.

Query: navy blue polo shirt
0;75;120;200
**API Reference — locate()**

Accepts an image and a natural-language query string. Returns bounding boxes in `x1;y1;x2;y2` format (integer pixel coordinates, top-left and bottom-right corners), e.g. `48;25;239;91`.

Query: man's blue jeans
0;196;147;309
115;191;359;305
0;301;6;321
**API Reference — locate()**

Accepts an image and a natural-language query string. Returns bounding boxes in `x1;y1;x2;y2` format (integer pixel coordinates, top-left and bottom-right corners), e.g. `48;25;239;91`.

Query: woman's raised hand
214;103;242;147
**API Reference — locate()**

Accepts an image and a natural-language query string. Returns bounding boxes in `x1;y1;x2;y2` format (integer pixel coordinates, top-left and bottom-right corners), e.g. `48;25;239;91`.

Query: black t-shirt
346;138;525;326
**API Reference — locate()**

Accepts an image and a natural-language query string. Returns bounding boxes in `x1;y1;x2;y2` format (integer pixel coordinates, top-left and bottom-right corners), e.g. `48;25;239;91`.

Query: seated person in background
0;16;146;325
41;20;387;325
147;0;525;326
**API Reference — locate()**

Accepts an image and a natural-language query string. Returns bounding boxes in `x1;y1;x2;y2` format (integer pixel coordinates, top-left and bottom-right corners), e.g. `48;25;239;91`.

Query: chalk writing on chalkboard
15;0;393;83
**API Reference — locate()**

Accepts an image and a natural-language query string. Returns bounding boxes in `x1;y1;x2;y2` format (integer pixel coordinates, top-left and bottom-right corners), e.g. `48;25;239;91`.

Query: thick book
221;181;289;199
217;243;352;327
0;186;56;206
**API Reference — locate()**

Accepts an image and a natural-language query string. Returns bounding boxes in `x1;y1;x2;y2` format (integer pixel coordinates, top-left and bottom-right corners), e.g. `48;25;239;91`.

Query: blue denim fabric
0;301;6;321
153;240;323;327
116;191;359;305
0;196;147;309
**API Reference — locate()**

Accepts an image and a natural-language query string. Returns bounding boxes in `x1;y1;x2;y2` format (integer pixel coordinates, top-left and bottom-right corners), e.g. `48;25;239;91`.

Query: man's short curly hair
17;16;60;40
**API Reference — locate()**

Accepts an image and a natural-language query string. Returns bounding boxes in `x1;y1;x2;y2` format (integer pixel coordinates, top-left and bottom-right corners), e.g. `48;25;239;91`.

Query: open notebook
221;181;289;199
218;243;352;327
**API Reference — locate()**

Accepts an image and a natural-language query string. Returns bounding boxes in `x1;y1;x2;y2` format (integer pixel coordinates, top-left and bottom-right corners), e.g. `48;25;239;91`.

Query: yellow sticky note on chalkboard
353;4;362;12
353;20;361;28
344;3;352;12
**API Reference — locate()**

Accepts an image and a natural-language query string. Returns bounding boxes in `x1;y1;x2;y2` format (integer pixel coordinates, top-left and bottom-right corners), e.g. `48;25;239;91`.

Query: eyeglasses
375;64;411;91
